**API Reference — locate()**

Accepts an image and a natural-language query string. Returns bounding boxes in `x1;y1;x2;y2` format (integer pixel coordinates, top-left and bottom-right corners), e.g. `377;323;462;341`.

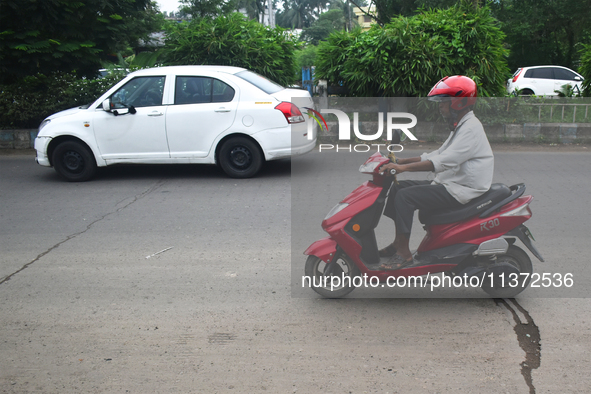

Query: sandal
378;243;398;258
379;254;414;271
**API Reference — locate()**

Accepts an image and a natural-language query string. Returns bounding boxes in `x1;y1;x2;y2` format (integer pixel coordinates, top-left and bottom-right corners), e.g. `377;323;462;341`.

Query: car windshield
235;70;284;94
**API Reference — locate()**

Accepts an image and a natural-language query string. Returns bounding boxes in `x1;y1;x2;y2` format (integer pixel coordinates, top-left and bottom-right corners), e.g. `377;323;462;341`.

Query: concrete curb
0;129;38;149
2;122;591;149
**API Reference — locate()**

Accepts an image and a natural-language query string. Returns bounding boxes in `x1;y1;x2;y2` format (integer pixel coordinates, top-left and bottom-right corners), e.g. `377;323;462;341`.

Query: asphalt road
1;147;590;393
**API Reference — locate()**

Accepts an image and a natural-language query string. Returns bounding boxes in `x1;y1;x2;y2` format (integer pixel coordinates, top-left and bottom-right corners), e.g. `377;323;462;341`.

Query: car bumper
34;137;51;166
266;138;316;160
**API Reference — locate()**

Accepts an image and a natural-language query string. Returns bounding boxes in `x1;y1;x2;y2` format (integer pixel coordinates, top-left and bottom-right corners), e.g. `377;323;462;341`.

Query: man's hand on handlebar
380;162;404;175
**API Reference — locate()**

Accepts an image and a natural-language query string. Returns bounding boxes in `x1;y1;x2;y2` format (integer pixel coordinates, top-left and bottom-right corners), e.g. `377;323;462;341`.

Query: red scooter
304;152;544;298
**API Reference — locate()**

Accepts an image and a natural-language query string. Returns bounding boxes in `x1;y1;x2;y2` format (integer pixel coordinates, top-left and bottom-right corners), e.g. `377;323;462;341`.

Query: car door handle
215;107;231;113
148;111;164;116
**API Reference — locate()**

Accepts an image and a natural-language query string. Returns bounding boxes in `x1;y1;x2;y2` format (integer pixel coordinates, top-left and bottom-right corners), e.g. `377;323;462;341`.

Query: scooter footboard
304;237;337;263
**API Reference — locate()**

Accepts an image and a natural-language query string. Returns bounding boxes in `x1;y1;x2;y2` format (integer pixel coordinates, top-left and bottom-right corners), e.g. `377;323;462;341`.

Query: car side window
175;76;211;104
212;79;235;102
174;76;235;105
528;68;553;79
553;68;577;81
111;76;165;108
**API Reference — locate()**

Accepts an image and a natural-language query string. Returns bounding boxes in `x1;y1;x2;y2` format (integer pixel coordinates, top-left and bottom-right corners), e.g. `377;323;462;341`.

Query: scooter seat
418;183;512;225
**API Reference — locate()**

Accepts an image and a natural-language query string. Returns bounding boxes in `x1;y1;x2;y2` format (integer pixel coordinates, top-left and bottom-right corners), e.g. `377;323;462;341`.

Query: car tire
218;137;263;178
52;141;97;182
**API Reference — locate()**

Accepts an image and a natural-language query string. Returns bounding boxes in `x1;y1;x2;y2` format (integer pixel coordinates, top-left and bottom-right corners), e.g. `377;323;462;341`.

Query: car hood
47;106;87;120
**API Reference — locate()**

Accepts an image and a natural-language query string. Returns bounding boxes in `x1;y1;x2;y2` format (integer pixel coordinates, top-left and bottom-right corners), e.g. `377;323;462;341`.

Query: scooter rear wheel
481;245;533;298
304;255;361;298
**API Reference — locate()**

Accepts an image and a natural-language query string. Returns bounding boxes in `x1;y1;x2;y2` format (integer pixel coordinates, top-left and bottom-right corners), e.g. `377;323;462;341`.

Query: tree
237;0;266;23
490;0;591;70
179;0;240;18
276;0;315;28
301;8;348;44
0;0;161;83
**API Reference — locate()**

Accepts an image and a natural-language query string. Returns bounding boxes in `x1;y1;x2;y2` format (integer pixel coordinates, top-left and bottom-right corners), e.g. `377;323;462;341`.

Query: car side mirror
574;76;582;81
102;98;136;116
102;99;111;112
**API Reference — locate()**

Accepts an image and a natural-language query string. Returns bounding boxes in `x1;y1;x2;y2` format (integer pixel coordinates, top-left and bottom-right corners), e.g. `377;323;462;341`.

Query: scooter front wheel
304;255;361;298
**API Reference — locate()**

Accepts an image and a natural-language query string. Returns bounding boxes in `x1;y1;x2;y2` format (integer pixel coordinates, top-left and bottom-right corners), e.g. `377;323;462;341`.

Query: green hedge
163;13;300;87
315;1;509;97
0;73;124;129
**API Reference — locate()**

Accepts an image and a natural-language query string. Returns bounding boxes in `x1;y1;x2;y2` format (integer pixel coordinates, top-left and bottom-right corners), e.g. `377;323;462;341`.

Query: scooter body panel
322;181;383;229
304;237;337;263
417;196;534;253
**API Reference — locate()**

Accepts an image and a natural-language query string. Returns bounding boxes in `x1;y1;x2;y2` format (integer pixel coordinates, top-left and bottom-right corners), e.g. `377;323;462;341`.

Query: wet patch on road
497;298;541;394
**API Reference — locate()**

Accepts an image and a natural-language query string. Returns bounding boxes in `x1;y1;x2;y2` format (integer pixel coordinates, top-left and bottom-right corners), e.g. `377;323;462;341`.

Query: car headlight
359;161;381;174
324;203;349;220
38;119;51;132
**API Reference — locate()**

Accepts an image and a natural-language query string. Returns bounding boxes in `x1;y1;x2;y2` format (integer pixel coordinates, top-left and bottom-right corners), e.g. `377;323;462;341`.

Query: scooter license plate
523;225;536;241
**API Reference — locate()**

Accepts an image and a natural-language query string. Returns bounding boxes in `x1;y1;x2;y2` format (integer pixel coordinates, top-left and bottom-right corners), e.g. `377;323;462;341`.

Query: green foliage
315;2;509;97
356;0;463;25
554;84;581;98
0;73;124;129
162;13;300;86
315;28;360;89
579;43;591;97
0;0;162;83
296;45;318;68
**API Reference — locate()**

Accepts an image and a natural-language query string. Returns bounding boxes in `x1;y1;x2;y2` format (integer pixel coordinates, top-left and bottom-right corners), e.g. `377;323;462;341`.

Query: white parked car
506;65;584;96
35;66;316;181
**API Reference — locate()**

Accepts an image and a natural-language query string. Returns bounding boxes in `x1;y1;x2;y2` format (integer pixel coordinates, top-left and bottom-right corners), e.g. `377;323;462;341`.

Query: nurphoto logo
306;108;418;153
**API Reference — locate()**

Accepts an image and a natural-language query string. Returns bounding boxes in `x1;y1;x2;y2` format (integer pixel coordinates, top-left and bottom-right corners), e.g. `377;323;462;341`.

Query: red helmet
428;75;477;111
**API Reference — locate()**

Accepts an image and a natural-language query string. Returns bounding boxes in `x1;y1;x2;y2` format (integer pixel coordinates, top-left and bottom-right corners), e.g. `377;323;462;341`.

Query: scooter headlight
359;161;381;174
324;202;349;220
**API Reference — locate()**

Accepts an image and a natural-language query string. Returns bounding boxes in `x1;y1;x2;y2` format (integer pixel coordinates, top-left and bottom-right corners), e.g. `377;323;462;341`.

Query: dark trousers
383;180;463;236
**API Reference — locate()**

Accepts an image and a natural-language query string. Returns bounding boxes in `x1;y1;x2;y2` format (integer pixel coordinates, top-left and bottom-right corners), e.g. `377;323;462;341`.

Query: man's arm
380;159;434;174
396;156;421;165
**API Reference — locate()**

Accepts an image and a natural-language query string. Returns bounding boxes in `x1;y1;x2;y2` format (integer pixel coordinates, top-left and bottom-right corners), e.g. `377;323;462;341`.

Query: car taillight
275;102;305;124
512;69;523;83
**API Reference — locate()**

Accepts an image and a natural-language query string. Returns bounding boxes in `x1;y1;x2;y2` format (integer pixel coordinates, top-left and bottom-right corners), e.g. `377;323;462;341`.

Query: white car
506;65;584;96
35;66;316;181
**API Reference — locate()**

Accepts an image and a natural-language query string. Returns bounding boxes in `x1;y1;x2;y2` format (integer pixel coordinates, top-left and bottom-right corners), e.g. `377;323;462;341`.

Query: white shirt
420;111;494;204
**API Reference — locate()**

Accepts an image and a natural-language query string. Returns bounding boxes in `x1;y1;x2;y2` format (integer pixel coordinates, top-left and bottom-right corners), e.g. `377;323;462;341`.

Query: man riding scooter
378;75;494;270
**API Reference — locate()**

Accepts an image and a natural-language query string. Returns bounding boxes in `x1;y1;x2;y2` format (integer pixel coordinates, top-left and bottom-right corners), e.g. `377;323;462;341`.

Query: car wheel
52;141;97;182
520;89;534;96
219;137;263;178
